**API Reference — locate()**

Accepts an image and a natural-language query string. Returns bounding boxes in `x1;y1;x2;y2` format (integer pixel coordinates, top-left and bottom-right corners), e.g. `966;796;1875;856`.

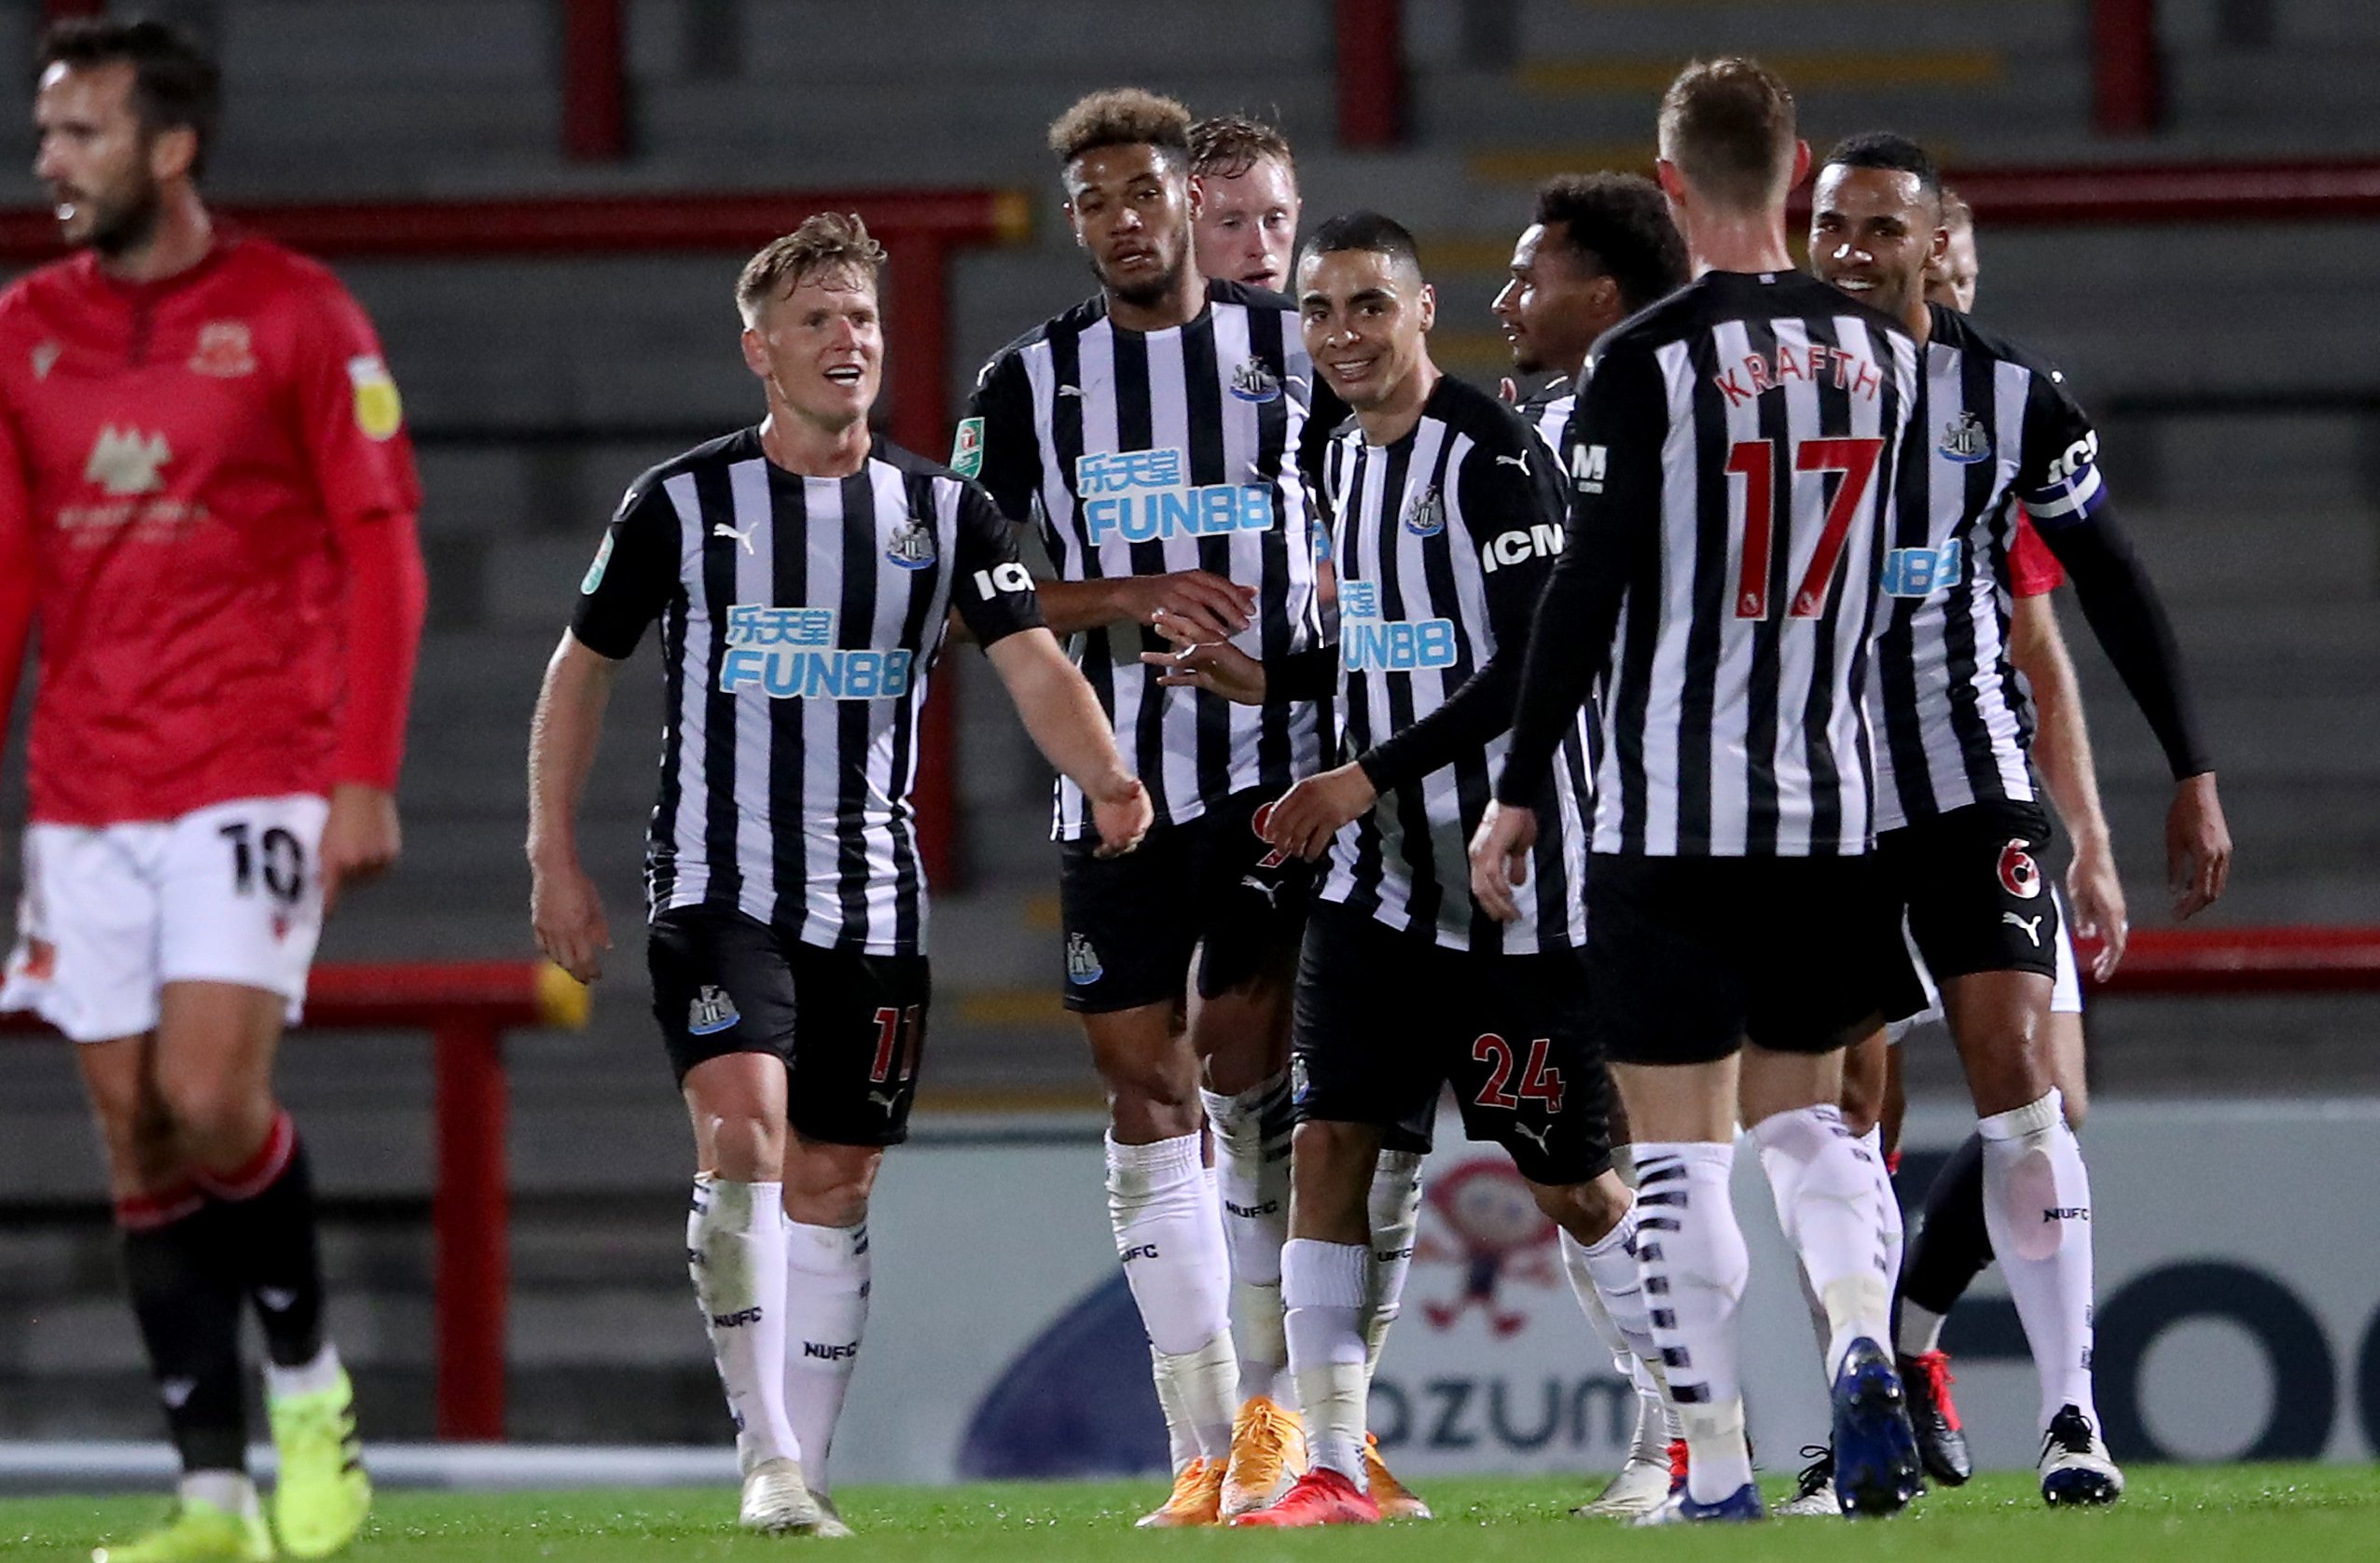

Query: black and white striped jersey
1867;303;2106;831
1321;377;1592;952
961;279;1328;839
572;428;1044;955
1499;270;1920;857
1517;378;1574;457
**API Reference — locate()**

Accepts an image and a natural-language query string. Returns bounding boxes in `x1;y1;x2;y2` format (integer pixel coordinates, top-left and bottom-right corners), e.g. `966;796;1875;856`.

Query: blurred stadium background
0;0;2375;1489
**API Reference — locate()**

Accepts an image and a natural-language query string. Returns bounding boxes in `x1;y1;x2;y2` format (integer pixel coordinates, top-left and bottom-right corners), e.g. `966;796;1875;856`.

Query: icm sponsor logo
1480;523;1565;575
973;561;1033;601
718;604;914;700
2044;430;2099;484
1076;448;1273;545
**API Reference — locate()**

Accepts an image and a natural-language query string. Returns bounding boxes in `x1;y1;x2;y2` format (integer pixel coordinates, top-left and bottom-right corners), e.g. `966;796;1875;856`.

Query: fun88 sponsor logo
718;604;913;699
1880;538;1964;597
1077;448;1273;545
1339;579;1457;672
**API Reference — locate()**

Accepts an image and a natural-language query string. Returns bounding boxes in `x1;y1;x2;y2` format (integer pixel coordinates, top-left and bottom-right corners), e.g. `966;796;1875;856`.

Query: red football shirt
0;234;422;824
2009;507;2064;598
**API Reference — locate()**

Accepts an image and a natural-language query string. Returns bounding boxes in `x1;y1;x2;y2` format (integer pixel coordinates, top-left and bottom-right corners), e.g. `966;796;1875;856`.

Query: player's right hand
1121;569;1256;643
1089;775;1153;859
1467;801;1538;924
1142;637;1267;704
531;856;612;983
2066;836;2129;981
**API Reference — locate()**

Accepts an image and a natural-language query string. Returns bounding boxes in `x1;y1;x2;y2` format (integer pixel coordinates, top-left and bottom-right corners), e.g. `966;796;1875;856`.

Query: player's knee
704;1110;787;1183
1289;1120;1377;1237
1091;1028;1202;1134
783;1141;879;1228
1535;1171;1632;1245
152;1064;270;1162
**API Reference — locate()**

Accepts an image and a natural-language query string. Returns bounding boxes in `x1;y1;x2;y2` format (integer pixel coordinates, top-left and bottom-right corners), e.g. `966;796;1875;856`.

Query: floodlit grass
7;1465;2377;1560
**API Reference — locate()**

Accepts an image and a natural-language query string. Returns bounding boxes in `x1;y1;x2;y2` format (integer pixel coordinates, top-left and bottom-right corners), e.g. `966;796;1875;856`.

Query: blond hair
1657;57;1799;210
735;213;885;323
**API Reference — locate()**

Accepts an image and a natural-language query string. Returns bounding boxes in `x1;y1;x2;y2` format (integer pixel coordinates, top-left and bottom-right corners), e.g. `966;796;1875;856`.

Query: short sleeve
958;350;1040;527
570;478;684;659
2013;363;2105;533
2008;508;2064;597
285;277;422;524
949;479;1045;647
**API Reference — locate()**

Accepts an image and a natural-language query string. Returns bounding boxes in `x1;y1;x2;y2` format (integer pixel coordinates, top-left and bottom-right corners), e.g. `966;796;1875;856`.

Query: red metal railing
3;960;588;1440
2095;926;2380;997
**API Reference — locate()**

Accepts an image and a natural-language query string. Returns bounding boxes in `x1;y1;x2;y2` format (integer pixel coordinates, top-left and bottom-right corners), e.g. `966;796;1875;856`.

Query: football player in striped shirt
1493;173;1688;457
527;215;1150;1537
1153;212;1661;1528
1806;133;2231;1507
1881;194;2124;1494
1187;110;1432;1521
962;89;1333;1525
1474;59;1927;1522
1491;172;1696;1520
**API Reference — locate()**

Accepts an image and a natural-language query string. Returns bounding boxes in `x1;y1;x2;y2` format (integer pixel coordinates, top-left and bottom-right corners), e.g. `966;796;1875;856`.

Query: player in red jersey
0;21;424;1563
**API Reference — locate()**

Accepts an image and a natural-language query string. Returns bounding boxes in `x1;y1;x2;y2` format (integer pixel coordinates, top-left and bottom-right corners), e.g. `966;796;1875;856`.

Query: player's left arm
958;484;1149;857
2018;369;2230;918
1473;344;1661;920
290;275;429;911
1264;428;1562;862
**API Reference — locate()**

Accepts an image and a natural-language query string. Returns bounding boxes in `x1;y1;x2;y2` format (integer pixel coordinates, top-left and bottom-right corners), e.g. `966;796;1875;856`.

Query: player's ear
1186;174;1206;220
1418;282;1436;332
1061;199;1086;247
147;123;199;184
1654;158;1687;208
1928;221;1952;271
1789;139;1814;190
739;324;771;381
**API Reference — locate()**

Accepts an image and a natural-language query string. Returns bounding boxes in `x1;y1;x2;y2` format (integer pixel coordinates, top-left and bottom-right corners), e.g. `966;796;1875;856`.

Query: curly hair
1532;173;1688;315
1047;87;1193;167
736;213;886;322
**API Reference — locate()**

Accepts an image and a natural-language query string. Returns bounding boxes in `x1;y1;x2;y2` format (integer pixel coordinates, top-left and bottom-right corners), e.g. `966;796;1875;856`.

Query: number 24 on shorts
1473;1032;1566;1113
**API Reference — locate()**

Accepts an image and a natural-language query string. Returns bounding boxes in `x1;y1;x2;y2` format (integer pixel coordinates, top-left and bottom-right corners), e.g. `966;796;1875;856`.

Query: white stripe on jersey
662;469;713;906
1869;344;2042;831
726;457;779;920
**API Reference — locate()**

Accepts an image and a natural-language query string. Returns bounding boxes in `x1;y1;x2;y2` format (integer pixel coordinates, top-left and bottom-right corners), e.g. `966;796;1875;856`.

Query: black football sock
197;1111;327;1369
1896;1130;1991;1356
120;1189;250;1473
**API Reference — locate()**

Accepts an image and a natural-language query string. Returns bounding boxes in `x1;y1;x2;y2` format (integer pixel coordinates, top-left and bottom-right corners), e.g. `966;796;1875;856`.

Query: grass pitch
8;1466;2377;1560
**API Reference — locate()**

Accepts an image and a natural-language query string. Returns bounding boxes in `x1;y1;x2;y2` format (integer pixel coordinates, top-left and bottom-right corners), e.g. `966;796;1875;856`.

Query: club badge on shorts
1998;838;2042;900
688;984;740;1036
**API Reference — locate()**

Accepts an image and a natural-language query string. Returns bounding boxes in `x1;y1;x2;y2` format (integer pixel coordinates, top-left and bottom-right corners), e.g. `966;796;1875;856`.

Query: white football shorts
1886;884;2083;1044
2;794;330;1043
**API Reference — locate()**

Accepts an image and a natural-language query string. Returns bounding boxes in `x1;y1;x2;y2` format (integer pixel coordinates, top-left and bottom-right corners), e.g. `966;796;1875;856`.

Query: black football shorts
649;903;931;1148
1292;902;1614;1187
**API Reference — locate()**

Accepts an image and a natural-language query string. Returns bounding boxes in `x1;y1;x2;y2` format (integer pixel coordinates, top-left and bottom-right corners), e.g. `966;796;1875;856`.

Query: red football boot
1229;1468;1380;1528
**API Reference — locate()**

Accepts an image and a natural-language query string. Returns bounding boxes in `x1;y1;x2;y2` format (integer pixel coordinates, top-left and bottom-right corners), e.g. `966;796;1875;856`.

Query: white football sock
1863;1125;1905;1289
1151;1346;1197;1473
687;1177;799;1473
1202;1073;1294;1406
1362;1149;1425;1376
1107;1133;1238;1459
262;1342;343;1402
1281;1238;1370;1483
1976;1090;2098;1430
1632;1143;1751;1504
1897;1300;1948;1360
180;1471;259;1519
1750;1104;1892;1379
781;1216;869;1497
1557;1199;1661;1375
